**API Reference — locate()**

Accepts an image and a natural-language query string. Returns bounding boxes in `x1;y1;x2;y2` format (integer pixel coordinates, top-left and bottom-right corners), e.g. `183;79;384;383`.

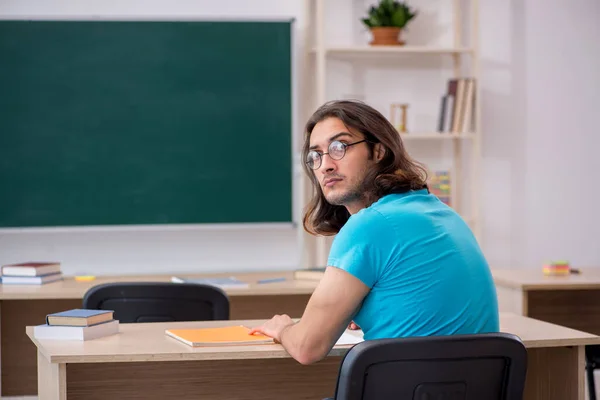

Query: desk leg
524;345;584;400
1;298;81;396
38;350;66;400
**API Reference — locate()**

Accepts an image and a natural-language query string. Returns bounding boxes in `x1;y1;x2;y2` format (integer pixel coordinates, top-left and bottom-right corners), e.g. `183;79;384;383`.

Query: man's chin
324;192;347;207
324;188;365;208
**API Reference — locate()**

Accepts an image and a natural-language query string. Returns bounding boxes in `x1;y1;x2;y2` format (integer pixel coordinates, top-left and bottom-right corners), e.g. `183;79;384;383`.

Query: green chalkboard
0;20;293;227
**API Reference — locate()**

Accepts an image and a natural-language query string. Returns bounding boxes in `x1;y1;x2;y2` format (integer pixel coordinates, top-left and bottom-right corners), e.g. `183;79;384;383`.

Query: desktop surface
26;312;600;364
0;270;318;300
492;268;600;290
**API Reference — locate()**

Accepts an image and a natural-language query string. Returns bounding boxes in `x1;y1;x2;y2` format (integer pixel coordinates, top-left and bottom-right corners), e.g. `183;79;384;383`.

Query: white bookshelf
299;0;482;268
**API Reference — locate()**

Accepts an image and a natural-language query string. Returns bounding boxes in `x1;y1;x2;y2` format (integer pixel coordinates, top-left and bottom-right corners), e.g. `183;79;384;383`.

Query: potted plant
361;0;417;46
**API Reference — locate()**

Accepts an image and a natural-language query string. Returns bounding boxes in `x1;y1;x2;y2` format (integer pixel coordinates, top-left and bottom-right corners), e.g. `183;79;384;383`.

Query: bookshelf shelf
312;46;474;59
400;132;475;140
300;0;482;268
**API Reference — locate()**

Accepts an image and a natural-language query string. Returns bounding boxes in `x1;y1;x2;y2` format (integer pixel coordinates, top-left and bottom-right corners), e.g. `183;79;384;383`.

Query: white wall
1;0;598;275
480;0;600;268
523;0;600;267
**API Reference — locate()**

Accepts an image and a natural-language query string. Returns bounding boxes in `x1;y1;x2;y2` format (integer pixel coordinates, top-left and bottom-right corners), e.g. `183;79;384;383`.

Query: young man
249;100;499;365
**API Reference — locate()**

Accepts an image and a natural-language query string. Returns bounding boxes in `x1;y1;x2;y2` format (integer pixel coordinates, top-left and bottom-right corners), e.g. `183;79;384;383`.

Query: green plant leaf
391;7;408;28
363;0;417;28
381;0;395;15
382;5;396;25
369;14;382;27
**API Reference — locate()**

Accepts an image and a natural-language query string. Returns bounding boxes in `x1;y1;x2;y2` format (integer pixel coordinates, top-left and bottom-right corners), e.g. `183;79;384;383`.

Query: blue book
171;276;249;289
46;309;114;326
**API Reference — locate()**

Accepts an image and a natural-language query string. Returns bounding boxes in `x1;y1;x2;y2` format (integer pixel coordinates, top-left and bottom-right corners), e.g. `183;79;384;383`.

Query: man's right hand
348;321;360;330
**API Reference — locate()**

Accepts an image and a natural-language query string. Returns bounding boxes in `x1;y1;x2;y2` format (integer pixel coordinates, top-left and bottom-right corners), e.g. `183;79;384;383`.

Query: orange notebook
165;325;275;347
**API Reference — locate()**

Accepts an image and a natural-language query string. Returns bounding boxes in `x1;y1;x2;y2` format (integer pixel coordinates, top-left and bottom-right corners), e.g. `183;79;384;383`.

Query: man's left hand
248;314;295;343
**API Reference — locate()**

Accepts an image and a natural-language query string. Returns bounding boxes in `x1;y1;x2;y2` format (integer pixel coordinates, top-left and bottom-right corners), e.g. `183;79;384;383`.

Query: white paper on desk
336;331;364;345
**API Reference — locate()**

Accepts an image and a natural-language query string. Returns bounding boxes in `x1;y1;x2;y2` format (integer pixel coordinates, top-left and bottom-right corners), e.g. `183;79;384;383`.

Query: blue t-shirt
327;189;499;340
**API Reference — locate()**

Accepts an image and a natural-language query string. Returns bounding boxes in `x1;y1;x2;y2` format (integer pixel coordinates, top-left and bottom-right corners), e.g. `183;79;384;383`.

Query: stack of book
542;261;572;276
33;309;119;341
437;77;476;134
1;261;63;285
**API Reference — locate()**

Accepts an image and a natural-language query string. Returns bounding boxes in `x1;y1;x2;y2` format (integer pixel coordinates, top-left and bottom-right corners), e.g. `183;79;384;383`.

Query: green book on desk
46;309;114;326
293;267;326;281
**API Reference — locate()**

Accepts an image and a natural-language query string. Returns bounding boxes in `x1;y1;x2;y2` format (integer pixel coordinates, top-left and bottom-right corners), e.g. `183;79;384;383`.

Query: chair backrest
587;344;600;363
332;332;527;400
82;282;230;323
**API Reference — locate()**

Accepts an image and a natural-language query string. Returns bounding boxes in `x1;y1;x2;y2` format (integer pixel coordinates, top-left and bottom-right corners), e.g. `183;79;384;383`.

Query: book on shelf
1;261;61;277
428;170;452;207
46;309;114;327
293;267;326;281
33;319;119;341
165;325;274;347
437;77;476;134
170;276;249;289
1;272;63;285
461;78;476;133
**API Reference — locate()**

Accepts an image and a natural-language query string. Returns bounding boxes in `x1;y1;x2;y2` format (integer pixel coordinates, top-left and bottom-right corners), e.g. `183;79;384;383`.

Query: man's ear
375;143;385;162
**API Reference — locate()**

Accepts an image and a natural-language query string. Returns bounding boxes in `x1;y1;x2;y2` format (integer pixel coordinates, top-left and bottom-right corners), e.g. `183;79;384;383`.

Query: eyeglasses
305;139;368;170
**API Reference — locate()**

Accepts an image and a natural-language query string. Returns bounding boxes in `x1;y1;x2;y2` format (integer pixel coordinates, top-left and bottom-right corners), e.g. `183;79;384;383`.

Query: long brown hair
302;100;429;236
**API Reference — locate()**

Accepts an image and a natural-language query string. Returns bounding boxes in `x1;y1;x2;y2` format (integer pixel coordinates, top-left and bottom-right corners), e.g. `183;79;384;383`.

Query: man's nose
319;153;336;173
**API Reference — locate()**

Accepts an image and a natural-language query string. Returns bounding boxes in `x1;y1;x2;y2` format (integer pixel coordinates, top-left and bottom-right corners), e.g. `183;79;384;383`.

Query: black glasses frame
306;139;368;170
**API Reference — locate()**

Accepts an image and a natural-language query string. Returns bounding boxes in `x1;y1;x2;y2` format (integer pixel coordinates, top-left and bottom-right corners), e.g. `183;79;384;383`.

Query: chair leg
587;363;597;400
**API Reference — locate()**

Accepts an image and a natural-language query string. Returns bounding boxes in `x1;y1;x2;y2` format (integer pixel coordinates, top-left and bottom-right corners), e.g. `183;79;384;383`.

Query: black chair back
82;282;230;323
331;332;527;400
586;344;600;400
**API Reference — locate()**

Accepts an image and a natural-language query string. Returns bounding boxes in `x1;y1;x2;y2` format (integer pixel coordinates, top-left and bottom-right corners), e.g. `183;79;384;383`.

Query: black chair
587;345;600;400
82;282;230;323
325;332;527;400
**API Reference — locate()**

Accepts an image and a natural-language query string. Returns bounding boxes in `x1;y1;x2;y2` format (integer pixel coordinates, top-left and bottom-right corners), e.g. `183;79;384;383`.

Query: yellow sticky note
75;275;96;282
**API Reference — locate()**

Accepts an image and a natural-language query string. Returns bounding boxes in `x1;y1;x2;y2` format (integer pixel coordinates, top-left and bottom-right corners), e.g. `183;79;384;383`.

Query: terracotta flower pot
369;27;405;46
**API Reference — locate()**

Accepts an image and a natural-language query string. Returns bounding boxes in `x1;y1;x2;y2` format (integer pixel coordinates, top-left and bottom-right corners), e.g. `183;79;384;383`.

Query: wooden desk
26;312;600;400
493;268;600;335
0;271;317;396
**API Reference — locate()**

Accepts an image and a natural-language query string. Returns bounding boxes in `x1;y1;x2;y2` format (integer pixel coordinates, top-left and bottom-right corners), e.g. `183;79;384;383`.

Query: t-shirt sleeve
327;210;395;288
